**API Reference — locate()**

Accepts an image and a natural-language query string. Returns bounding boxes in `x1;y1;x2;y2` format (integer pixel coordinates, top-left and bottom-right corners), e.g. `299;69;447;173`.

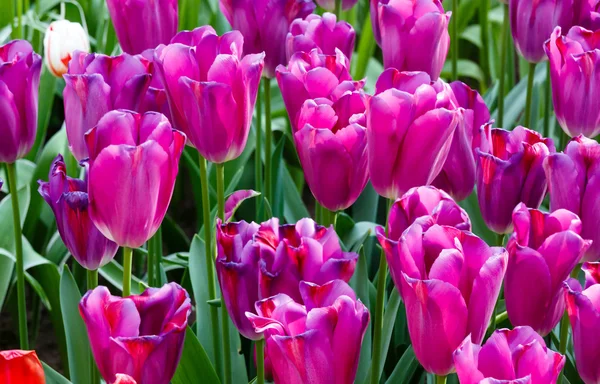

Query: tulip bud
315;0;358;11
0;350;45;384
43;20;90;77
286;13;355;61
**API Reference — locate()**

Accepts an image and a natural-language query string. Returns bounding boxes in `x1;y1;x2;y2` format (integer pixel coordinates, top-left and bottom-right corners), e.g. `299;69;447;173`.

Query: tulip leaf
172;327;221;384
270;136;286;218
385;346;419;384
458;191;496;245
224;190;261;222
27;65;57;162
351;247;373;384
282;165;309;223
43;362;72;384
0;159;35;193
0;248;15;309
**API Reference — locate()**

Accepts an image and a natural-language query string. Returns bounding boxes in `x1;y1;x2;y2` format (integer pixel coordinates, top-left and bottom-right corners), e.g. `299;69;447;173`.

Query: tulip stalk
87;269;99;384
6;163;28;349
436;375;447;384
524;62;536;128
557;312;569;384
451;0;458;80
334;0;342;18
264;79;273;206
479;0;490;88
255;84;263;220
543;61;552;138
16;0;23;39
497;4;509;128
122;247;133;297
256;338;265;384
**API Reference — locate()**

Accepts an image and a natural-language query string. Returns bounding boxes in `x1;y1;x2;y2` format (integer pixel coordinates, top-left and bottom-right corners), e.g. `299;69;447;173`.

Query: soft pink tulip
286;13;355;61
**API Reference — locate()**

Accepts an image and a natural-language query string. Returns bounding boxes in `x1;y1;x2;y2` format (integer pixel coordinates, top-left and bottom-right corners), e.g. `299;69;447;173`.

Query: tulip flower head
115;374;137;384
0;350;45;384
43;20;90;77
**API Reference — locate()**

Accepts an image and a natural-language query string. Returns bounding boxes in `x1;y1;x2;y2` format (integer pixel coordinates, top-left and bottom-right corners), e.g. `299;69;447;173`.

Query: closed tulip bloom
578;0;600;30
0;350;45;384
246;280;369;384
38;155;118;270
545;27;600;138
107;0;177;54
315;0;358;11
254;218;358;302
294;93;368;211
370;0;450;79
216;219;261;340
79;283;191;384
0;40;42;164
85;110;185;248
219;0;315;78
377;221;507;375
43;20;90;77
138;49;171;122
367;70;460;199
544;136;600;261
477;125;555;234
453;326;565;384
505;203;591;336
63;51;153;161
286;13;355;61
154;27;265;163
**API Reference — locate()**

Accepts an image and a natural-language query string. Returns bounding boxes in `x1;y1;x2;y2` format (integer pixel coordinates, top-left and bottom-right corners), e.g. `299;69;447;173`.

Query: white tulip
43;20;90;77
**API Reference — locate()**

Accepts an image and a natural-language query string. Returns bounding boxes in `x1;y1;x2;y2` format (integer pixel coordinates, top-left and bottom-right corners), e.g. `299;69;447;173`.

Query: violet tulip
377;221;507;375
286;13;355;61
63;51;153;161
38;155;118;270
367;69;460;199
565;262;600;384
294;92;368;211
477;124;555;234
79;283;191;384
246;279;369;384
505;203;591;336
277;48;363;132
579;0;600;30
219;0;316;78
216;219;261;340
453;326;565;384
0;40;41;164
545;27;600;138
85;110;185;248
315;0;358;11
154;26;265;164
138;49;171;122
544;136;600;261
254;218;358;302
106;0;177;54
370;0;450;79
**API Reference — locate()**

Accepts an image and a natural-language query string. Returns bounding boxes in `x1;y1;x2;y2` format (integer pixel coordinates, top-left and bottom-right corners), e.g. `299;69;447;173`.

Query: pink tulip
578;0;600;30
505;203;591;336
85;110;185;248
453;326;565;384
286;13;355;61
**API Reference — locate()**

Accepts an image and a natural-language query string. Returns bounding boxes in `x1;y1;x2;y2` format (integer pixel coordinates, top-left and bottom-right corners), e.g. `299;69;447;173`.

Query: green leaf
0;185;30;256
43;362;72;384
25;271;51;310
27;66;57;162
0;249;15;309
385;346;419;384
172;327;221;384
441;59;485;84
0;160;35;193
270;136;286;218
350;247;373;384
282;165;309;223
458;190;496;245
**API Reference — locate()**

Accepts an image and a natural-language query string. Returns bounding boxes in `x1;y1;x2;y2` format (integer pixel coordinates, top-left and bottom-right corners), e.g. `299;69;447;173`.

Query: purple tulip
544;136;600;261
106;0;177;54
545;27;600;138
565;262;600;384
294;91;369;211
216;219;261;340
63;51;153;161
277;48;363;132
219;0;316;78
315;0;358;11
370;0;450;79
254;218;358;302
578;0;600;30
85;110;185;248
367;69;460;199
137;49;171;123
79;283;191;384
246;279;369;384
453;326;565;384
286;13;355;61
505;203;591;336
38;155;118;270
154;26;265;164
0;40;41;164
477;125;555;234
377;221;507;375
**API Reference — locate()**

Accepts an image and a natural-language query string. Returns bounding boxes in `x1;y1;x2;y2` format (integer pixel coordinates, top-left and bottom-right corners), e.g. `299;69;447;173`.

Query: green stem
264;79;272;205
16;0;23;39
122;247;132;297
256;338;265;384
334;0;342;19
6;162;28;349
497;4;509;128
495;310;508;324
543;61;552;138
87;269;99;384
479;0;490;89
557;312;569;384
452;0;458;80
216;163;231;384
524;62;536;128
560;130;570;151
147;235;155;287
216;164;225;221
352;14;376;80
487;233;506;336
255;81;263;221
315;203;323;224
436;375;447;384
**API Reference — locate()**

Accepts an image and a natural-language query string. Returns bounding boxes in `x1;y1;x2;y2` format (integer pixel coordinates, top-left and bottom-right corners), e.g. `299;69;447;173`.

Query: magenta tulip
219;0;316;78
85;110;185;248
565;262;600;384
254;218;358;302
0;40;41;164
377;221;507;375
277;48;363;132
454;326;565;384
106;0;177;54
38;155;118;270
544;136;600;261
246;279;369;384
63;51;153;161
505;203;591;336
138;49;171;122
370;0;450;79
294;92;369;211
545;27;600;138
367;69;460;199
579;0;600;30
79;283;191;384
286;13;355;61
477;125;555;234
315;0;358;11
154;26;265;163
